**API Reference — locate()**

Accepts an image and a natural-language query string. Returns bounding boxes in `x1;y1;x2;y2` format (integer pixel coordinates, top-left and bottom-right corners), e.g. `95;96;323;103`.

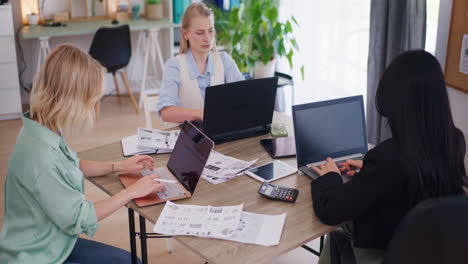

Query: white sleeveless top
176;51;225;111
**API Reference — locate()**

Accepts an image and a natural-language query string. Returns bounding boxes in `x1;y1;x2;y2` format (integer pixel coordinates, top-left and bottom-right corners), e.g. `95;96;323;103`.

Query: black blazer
312;139;411;249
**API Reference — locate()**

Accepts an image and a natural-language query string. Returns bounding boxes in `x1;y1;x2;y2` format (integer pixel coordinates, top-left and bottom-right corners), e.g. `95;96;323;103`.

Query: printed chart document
460;34;468;75
137;127;180;150
229;212;287;246
153;201;287;246
121;135;157;156
202;151;258;184
153;201;243;238
121;134;172;157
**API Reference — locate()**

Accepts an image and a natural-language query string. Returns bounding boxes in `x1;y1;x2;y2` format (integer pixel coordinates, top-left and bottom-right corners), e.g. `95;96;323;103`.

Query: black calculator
257;182;299;203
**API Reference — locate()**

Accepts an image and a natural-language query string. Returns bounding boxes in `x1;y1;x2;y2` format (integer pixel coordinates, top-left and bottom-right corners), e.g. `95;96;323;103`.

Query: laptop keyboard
141;168;186;199
306;157;363;178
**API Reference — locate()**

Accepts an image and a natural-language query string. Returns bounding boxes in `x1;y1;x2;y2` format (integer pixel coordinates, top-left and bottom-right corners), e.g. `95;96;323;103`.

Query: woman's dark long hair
376;50;466;205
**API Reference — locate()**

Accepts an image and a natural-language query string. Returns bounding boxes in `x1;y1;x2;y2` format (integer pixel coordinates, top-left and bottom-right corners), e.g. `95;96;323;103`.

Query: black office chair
329;196;468;264
384;196;468;264
89;24;139;119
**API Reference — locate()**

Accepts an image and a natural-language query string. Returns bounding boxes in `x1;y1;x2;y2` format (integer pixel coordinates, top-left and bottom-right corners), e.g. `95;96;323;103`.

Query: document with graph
153;201;287;246
137;127;180;150
153;201;243;239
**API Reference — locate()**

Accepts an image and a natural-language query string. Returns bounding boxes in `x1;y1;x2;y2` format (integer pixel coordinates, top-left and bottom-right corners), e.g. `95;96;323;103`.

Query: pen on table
153;178;177;184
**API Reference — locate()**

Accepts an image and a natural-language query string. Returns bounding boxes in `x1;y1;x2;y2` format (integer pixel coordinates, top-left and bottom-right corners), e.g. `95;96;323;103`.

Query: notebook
292;95;368;182
119;120;214;206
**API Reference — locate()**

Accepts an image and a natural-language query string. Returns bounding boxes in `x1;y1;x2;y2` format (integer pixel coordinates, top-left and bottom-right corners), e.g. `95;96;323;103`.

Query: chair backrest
144;96;181;129
89;25;131;73
143;96;159;129
384;196;468;264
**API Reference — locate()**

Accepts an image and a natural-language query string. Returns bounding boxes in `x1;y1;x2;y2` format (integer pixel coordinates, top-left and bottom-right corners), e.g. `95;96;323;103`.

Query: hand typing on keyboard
126;174;166;199
142;169;186;199
311;157;341;176
338;159;363;176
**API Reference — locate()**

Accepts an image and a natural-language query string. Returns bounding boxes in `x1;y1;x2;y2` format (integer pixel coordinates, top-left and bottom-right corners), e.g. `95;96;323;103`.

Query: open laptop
119;120;214;207
292;95;368;182
193;77;278;144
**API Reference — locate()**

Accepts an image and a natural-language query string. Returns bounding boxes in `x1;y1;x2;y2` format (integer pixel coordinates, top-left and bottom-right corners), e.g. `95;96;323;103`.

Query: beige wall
435;0;468;171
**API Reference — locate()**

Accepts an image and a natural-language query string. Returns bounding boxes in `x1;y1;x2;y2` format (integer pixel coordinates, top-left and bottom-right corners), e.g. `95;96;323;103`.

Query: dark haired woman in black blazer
312;50;467;264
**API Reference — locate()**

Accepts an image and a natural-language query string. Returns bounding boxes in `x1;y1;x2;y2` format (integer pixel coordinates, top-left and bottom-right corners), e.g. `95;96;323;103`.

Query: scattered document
121;135;156;156
121;135;171;156
137;127;180;150
153;201;243;238
153;201;287;246
202;151;258;184
229;212;287;246
460;34;468;75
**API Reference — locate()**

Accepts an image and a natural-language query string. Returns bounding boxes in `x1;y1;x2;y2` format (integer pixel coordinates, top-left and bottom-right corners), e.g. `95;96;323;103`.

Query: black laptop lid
167;121;214;194
292;95;368;168
203;77;278;136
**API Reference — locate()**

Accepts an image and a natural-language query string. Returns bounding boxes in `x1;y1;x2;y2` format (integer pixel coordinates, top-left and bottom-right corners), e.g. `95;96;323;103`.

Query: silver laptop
292;95;368;182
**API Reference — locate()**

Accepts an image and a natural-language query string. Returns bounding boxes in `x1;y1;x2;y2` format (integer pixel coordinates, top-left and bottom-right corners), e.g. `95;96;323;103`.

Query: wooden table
78;113;335;264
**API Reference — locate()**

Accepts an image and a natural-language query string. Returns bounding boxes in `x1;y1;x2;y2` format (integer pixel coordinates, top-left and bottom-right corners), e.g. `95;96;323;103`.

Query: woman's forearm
80;160;123;178
93;188;133;220
93;173;162;220
160;106;202;123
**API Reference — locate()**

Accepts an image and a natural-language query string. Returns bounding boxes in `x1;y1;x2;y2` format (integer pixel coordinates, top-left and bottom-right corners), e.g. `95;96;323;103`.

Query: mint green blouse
0;114;98;263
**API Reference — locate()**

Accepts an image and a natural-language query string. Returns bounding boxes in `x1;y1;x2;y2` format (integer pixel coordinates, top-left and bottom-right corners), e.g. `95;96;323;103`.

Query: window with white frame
278;0;440;113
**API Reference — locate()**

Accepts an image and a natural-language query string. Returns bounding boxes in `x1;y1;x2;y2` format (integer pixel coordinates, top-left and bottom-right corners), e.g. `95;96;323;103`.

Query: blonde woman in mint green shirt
0;44;165;264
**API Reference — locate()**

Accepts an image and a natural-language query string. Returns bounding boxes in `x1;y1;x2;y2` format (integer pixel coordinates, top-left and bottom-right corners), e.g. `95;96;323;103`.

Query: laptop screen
203;77;278;136
167;121;214;194
292;95;368;167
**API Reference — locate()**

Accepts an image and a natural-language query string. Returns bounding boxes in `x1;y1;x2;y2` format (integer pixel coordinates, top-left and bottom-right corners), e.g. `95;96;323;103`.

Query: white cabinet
0;4;22;120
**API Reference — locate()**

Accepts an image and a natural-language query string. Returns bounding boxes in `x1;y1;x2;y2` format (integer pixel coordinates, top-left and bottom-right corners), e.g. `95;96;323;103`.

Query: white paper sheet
137;127;180;150
227;212;287;246
153;201;243;238
121;135;157;156
121;135;171;156
202;151;258;184
460;34;468;75
153;202;287;246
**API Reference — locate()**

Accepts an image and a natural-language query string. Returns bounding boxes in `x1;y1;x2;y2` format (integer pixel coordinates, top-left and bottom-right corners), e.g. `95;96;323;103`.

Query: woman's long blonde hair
30;44;105;136
179;2;217;54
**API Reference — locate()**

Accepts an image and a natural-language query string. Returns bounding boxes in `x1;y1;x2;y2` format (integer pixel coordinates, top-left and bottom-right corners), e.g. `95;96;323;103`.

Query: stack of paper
202;151;258;184
120;127;180;156
153;201;287;246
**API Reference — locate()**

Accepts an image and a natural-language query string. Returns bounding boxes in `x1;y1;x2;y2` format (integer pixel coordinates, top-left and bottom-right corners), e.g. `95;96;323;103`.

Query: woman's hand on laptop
311;158;340;176
127;174;166;199
115;155;155;172
338;159;363;176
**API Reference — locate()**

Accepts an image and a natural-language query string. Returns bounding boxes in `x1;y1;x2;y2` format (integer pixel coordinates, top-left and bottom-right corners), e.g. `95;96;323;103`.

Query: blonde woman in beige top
156;2;244;124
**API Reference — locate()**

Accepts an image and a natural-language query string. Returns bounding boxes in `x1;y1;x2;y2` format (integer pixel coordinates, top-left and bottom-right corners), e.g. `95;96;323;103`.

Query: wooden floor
0;95;320;263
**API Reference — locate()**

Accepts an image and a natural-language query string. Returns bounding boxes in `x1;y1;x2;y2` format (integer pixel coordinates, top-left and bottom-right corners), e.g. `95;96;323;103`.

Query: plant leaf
286;49;293;69
285;21;293;34
276;38;286;56
300;65;305;81
266;6;278;22
291;16;299;26
290;38;299;50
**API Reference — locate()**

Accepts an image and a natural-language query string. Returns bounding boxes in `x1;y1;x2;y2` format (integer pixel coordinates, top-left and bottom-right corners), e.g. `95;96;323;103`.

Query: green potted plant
211;0;303;79
146;0;163;20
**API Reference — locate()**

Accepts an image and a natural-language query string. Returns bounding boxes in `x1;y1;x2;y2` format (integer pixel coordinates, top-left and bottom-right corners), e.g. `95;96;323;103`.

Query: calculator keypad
274;187;298;202
258;183;299;203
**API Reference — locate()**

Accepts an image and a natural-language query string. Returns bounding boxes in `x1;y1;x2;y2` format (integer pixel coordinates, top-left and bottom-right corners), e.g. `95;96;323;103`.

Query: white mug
27;13;39;25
